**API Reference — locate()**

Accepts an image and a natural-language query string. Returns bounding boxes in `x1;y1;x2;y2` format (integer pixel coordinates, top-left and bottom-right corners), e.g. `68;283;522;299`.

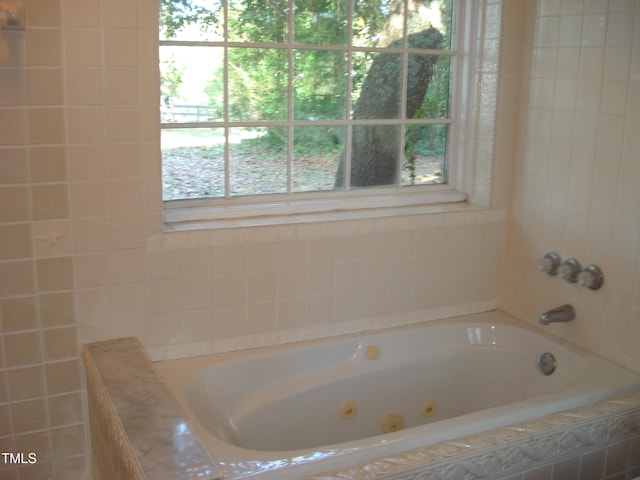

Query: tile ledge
82;337;222;480
149;205;507;250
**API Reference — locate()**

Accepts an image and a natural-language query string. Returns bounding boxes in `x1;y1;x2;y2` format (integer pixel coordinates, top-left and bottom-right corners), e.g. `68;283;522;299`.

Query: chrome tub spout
539;304;575;325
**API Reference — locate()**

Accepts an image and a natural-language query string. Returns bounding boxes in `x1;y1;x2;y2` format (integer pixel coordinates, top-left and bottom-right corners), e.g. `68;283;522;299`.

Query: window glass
402;124;448;186
294;0;349;45
160;0;224;41
160;46;224;123
229;48;288;122
160;0;456;204
294;50;347;121
162;128;226;200
229;127;288;196
292;126;344;192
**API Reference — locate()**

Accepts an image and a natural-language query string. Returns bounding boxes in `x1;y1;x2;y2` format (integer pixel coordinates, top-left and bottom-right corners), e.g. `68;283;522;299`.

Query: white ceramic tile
581;14;607;46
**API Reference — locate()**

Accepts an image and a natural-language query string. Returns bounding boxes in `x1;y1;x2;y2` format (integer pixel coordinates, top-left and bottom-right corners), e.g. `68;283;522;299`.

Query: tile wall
0;0;507;478
502;0;640;374
0;0;160;477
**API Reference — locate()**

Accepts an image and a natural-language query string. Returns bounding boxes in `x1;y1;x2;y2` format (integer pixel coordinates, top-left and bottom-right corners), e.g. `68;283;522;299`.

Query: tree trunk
335;27;443;188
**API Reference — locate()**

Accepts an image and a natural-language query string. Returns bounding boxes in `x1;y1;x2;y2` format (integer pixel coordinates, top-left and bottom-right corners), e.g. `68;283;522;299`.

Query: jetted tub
156;311;640;479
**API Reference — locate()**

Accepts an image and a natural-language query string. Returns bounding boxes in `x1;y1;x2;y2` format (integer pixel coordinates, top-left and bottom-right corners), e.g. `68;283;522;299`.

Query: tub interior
176;317;594;452
217;345;572;451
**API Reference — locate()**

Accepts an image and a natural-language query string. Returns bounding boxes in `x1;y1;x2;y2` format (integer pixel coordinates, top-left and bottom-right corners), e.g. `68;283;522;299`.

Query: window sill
164;197;503;238
164;189;467;231
163;203;476;234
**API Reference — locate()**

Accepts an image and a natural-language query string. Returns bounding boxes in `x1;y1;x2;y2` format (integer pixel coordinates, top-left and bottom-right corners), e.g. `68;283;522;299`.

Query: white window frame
162;0;479;224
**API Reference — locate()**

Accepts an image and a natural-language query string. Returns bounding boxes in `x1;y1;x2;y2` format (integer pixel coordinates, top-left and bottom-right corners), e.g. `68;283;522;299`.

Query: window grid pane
160;0;455;202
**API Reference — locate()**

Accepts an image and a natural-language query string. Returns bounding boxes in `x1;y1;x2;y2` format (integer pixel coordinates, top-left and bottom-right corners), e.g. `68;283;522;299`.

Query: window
160;0;468;221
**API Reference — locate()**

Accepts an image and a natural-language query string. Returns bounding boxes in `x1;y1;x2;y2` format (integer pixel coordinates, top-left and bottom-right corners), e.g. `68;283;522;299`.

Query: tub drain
537;352;557;376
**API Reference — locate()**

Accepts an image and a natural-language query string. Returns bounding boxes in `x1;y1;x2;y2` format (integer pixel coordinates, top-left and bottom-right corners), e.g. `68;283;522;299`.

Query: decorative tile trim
302;393;640;480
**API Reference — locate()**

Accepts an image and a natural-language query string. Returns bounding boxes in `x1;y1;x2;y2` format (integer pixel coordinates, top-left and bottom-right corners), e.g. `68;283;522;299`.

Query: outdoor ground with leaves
162;143;443;201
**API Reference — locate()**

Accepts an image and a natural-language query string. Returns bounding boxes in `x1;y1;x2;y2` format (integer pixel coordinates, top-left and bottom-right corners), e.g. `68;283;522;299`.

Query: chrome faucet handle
558;258;581;283
578;265;604;290
538;252;562;276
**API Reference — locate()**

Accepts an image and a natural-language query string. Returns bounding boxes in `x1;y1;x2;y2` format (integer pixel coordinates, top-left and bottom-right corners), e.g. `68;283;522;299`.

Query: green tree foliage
229;0;288;43
160;55;183;99
160;0;220;39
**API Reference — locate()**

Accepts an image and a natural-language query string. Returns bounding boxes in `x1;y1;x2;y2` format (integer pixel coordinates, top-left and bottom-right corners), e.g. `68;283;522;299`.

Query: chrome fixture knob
558;258;581;283
538;252;562;276
578;265;604;290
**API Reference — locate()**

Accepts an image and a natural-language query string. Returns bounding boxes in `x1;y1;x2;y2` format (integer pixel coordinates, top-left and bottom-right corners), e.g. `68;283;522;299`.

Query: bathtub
155;311;640;479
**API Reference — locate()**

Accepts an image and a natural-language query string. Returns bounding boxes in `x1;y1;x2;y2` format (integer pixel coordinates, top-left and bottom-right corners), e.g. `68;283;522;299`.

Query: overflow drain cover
538;352;557;376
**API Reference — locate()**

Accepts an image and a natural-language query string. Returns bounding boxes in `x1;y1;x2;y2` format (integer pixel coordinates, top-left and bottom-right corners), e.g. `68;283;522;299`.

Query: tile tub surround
302;394;640;479
82;337;221;480
84;336;640;480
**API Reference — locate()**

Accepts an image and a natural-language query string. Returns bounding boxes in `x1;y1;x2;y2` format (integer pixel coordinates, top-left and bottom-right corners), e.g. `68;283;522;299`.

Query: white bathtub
156;311;640;479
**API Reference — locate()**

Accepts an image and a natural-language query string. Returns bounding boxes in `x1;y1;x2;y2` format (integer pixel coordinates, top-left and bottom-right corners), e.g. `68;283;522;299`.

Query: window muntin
160;0;457;210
